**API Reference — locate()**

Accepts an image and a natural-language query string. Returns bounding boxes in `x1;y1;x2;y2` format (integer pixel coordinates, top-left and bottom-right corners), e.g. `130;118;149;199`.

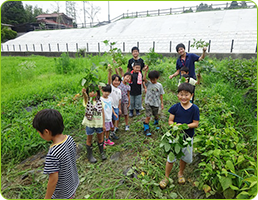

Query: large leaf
226;160;235;172
168;152;175;161
164;143;171;152
236;191;250;199
175;143;181;154
223;188;235;199
219;176;232;191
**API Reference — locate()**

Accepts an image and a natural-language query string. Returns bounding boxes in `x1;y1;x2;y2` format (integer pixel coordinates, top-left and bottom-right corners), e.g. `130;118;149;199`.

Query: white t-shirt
100;96;113;122
110;84;122;108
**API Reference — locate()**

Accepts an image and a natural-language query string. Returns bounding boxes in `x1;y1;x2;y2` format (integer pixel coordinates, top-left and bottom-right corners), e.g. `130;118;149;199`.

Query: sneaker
129;110;134;117
136;110;140;116
125;125;130;131
110;131;119;140
105;139;114;146
103;143;106;149
114;127;119;132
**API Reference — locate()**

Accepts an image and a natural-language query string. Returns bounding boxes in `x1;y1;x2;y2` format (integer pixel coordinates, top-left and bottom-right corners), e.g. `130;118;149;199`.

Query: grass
1;54;257;199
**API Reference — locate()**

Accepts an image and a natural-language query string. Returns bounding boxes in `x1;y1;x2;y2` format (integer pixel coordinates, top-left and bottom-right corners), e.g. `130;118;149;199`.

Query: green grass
1;54;257;199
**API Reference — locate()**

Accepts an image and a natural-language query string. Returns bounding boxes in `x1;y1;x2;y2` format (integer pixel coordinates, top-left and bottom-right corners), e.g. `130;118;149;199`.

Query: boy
159;83;199;189
142;67;165;136
116;67;132;131
179;66;200;103
33;109;79;199
127;46;146;73
129;62;143;117
169;43;206;80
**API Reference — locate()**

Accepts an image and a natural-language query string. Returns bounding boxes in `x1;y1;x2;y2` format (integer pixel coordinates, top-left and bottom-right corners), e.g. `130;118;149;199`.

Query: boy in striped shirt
33;109;79;199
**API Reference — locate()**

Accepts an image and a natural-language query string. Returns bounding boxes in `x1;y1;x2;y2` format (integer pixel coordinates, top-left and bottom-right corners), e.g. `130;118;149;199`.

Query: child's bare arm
127;91;130;108
112;107;118;118
196;73;201;85
187;120;199;129
115;68;119;75
118;99;122;115
82;88;88;105
118;67;124;77
108;66;112;85
45;172;58;199
168;114;175;126
143;66;149;82
160;94;164;110
102;109;106;132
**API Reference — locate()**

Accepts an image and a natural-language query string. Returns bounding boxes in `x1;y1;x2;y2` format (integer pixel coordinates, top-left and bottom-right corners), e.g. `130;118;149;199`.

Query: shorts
145;104;159;118
167;137;193;164
112;107;119;121
105;121;114;131
86;127;103;135
121;102;129;115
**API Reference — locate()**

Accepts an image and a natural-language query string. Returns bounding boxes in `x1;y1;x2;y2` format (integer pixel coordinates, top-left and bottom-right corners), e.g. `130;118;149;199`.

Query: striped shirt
43;135;79;199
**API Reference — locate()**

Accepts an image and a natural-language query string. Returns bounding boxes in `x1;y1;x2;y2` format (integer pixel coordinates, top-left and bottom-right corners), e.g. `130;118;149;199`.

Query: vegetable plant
160;123;192;161
190;38;209;49
144;48;163;68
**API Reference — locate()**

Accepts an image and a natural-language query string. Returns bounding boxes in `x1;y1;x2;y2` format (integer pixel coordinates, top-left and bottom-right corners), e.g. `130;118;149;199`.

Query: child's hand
103;126;106;132
119;109;122;115
144;88;147;93
127;103;130;109
118;66;123;72
82;88;86;93
114;113;118;118
161;103;164;110
203;47;207;52
169;75;174;79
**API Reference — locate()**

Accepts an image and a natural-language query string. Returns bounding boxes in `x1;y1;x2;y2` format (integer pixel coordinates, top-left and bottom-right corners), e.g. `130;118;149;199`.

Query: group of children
32;43;203;198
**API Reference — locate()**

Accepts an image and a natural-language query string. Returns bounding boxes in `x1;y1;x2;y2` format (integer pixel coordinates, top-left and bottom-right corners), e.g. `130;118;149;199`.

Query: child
179;66;200;103
142;67;165;136
116;67;132;131
100;84;117;146
169;43;206;80
108;69;122;140
82;85;107;163
129;62;144;117
32;109;79;199
159;83;199;189
127;46;146;73
127;46;147;108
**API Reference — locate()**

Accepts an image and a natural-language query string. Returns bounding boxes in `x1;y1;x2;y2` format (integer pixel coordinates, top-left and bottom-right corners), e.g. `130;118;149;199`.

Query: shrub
1;27;17;42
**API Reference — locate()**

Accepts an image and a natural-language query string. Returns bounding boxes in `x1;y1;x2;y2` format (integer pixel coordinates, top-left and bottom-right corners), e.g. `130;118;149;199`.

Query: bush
1;27;17;42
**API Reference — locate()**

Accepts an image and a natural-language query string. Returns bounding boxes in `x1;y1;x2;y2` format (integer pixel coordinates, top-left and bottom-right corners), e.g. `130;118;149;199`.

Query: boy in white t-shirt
108;69;122;140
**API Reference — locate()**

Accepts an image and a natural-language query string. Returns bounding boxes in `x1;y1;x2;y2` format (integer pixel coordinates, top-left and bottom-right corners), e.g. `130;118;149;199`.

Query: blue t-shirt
176;53;199;79
168;103;199;138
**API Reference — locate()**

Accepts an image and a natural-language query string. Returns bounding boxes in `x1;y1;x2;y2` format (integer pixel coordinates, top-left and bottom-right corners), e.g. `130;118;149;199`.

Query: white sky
19;1;235;24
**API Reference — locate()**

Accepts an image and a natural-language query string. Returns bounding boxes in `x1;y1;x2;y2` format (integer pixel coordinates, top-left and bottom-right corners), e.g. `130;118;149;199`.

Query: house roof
38;19;73;27
36;13;73;20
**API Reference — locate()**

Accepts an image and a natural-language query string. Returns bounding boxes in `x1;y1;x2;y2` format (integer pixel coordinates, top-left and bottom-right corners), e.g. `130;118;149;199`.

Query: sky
18;1;237;25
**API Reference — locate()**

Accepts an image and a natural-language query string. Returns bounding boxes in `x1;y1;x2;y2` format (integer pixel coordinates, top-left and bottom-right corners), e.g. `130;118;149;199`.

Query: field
1;53;257;199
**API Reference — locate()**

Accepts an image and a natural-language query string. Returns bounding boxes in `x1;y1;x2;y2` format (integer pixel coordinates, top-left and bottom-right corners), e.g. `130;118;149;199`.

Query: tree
228;1;240;9
240;1;247;8
66;1;77;23
85;1;101;27
24;5;44;23
1;1;26;24
196;3;213;12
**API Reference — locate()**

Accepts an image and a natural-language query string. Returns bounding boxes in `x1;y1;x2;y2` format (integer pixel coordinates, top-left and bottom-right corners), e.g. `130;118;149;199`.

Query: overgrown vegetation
1;54;256;199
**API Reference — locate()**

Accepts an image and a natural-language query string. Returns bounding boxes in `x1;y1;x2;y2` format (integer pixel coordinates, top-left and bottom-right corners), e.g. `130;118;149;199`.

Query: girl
100;84;117;146
108;68;122;140
82;85;106;163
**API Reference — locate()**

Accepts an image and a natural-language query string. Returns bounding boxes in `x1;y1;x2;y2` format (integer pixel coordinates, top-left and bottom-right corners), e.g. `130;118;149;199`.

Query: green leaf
236;191;250;199
219;176;232;191
229;185;239;190
237;154;245;165
169;192;178;199
168;152;175;161
175;143;181;154
223;188;235;199
164;143;171;152
226;160;235;172
213;149;221;158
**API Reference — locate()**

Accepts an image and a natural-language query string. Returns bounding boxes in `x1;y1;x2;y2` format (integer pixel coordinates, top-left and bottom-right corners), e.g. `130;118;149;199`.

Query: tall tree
1;1;26;24
24;4;44;23
85;1;101;26
66;1;77;23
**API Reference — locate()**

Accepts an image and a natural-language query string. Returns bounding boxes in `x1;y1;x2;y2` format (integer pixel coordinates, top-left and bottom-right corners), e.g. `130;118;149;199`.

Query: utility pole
83;1;86;27
108;1;110;23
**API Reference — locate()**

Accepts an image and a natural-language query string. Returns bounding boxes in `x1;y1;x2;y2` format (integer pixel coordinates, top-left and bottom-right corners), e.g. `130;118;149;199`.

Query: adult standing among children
169;43;207;80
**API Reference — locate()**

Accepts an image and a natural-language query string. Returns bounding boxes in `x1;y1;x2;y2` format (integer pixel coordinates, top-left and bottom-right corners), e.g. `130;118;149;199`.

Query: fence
2;39;257;54
75;2;255;28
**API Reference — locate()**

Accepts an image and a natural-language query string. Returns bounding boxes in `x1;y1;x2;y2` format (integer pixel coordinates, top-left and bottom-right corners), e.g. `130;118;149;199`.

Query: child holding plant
179;66;200;103
100;84;117;146
82;85;107;163
159;82;199;189
33;109;79;199
116;67;132;131
108;69;122;140
142;66;165;136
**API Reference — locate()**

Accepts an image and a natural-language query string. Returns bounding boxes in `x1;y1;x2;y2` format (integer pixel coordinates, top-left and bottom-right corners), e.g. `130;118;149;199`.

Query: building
35;13;74;29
